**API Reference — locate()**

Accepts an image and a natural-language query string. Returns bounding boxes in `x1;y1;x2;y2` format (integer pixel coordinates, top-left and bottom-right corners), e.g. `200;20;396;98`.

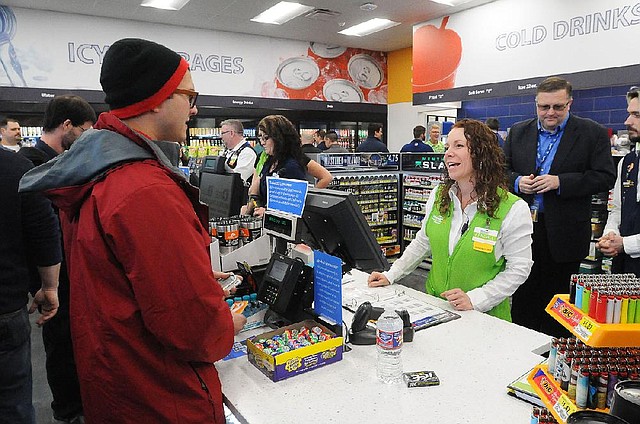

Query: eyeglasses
173;88;198;108
76;125;91;133
536;101;570;112
221;130;232;136
258;134;270;142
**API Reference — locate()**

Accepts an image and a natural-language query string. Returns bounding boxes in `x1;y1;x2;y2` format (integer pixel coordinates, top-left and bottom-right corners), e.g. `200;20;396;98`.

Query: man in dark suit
504;76;615;336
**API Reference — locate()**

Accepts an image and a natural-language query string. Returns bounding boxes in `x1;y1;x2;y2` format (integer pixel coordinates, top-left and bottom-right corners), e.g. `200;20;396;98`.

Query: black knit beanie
100;38;189;119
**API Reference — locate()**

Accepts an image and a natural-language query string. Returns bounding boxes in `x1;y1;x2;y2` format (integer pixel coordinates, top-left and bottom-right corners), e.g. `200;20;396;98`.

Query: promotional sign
0;6;387;104
266;177;308;217
318;153;400;170
313;250;343;325
413;0;640;104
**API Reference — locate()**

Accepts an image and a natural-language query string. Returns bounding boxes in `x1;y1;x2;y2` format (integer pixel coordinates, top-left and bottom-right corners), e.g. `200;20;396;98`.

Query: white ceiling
2;0;496;52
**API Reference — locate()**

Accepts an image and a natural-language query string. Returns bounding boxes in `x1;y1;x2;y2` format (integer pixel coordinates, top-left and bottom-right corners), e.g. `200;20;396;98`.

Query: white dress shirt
224;139;257;184
603;156;640;257
384;187;533;313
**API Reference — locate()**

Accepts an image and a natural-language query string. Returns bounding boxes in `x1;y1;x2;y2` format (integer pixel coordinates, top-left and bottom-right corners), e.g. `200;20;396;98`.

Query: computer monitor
199;171;245;218
295;188;390;273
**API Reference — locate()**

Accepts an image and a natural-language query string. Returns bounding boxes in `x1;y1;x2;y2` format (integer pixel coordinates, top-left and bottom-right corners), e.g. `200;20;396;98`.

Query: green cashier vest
425;186;519;321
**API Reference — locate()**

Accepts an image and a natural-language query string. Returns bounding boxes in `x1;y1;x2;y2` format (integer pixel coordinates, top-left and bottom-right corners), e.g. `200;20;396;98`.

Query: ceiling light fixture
140;0;191;11
251;2;314;25
338;18;399;37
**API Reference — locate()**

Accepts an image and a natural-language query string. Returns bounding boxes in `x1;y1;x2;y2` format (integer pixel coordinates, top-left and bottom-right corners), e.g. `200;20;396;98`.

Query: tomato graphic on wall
412;16;462;93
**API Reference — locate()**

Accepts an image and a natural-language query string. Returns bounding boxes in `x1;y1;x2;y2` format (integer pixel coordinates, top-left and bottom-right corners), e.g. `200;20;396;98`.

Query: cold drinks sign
412;0;640;104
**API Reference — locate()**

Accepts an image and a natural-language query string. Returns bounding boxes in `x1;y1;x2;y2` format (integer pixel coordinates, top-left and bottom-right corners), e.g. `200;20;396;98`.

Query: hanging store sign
413;0;640;104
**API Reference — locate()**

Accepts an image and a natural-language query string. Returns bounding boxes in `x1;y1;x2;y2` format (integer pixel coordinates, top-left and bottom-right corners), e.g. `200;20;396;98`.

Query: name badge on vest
623;180;635;188
472;227;498;253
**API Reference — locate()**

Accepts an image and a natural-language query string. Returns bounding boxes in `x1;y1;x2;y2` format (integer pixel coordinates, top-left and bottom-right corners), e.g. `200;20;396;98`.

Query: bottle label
377;329;402;350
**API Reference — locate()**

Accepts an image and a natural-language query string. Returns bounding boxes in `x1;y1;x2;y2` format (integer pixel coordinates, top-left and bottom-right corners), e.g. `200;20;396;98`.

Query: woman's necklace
457;185;476;235
456;184;476;211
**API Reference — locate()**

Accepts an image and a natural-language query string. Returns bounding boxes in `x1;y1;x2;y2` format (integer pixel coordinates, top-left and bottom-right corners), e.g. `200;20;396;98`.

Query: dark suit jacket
504;114;615;262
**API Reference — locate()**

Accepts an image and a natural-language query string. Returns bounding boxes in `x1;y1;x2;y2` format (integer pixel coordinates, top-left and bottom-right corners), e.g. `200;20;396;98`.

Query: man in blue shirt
400;125;433;153
356;123;388;153
505;77;615;336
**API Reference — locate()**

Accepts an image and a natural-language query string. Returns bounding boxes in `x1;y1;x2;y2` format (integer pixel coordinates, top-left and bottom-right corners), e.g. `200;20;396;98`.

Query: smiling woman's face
444;127;474;183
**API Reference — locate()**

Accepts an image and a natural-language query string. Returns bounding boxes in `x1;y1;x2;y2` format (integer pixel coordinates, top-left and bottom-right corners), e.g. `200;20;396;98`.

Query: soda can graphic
276;56;320;99
322;79;363;102
309;42;347;59
348;54;383;89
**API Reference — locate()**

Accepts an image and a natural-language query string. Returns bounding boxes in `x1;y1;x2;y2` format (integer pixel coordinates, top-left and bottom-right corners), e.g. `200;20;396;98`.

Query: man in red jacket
20;38;245;424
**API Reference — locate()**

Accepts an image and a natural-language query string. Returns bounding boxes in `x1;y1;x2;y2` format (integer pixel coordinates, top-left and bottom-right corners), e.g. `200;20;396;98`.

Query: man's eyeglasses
173;88;198;108
221;130;232;136
536;101;570;112
76;125;91;133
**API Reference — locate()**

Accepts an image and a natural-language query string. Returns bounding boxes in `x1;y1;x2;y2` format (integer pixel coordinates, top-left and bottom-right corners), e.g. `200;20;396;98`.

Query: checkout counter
207;179;549;422
217;268;550;423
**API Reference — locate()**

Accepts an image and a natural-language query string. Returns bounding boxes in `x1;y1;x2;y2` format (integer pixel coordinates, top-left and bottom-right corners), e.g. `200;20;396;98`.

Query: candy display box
246;320;343;382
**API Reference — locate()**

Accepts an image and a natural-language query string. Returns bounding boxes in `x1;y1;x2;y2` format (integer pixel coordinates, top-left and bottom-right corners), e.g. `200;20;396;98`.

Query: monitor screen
199;172;245;218
295;188;389;273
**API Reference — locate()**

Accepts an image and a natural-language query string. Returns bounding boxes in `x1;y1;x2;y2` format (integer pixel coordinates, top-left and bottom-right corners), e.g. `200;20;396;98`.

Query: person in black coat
0;148;61;423
18;94;96;424
504;76;616;336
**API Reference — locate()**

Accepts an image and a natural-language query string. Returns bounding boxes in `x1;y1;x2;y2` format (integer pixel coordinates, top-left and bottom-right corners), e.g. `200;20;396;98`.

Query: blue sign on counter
313;251;343;325
266;177;308;217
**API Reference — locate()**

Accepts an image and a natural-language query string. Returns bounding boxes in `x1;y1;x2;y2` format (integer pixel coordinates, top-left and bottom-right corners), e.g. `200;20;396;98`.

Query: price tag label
553;394;577;422
574;316;594;341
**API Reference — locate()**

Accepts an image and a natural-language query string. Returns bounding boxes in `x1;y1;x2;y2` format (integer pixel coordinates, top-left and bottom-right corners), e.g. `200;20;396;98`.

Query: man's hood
19;125;185;215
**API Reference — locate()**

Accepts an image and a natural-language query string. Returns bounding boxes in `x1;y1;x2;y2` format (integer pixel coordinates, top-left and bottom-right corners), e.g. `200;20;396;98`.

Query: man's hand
29;288;59;326
530;174;560;193
232;313;247;335
596;232;624;257
518;174;537;194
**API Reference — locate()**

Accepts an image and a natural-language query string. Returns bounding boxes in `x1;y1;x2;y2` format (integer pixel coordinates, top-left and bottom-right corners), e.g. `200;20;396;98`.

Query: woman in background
368;119;533;321
243;115;307;217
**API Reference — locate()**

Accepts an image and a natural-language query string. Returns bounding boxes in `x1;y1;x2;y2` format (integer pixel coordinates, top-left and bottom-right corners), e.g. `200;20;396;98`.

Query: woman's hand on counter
368;271;390;287
441;288;473;311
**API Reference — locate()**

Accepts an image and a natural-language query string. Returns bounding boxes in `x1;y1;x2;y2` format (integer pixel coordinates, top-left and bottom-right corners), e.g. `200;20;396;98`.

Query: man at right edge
20;38;246;423
597;86;640;275
505;76;615;336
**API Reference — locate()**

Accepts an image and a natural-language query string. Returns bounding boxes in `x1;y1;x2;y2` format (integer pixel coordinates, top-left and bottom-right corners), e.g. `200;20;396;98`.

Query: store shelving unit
399;152;445;269
322;153;401;261
527;294;640;423
329;173;400;261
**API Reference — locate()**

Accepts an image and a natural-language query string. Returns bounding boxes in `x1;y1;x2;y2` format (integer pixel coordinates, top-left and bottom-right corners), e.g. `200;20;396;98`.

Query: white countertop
217;269;550;424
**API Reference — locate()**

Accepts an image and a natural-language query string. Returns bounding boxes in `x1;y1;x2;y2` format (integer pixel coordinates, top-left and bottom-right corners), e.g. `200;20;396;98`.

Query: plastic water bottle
376;309;403;383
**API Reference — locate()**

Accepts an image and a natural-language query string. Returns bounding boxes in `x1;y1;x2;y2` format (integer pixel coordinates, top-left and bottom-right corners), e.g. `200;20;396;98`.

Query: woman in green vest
368;119;533;321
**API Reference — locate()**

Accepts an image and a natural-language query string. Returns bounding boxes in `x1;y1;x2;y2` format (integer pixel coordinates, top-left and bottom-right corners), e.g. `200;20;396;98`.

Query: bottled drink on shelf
376;309;403;383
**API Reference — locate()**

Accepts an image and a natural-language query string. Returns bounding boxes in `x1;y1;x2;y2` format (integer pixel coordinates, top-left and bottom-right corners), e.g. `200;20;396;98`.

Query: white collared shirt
224;139;257;183
603;156;640;257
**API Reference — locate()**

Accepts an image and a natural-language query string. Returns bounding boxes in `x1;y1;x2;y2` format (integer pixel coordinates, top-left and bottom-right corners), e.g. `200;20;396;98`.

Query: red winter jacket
20;113;234;423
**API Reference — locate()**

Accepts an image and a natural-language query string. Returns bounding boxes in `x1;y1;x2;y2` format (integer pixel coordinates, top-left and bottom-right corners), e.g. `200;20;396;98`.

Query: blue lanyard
535;132;561;175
